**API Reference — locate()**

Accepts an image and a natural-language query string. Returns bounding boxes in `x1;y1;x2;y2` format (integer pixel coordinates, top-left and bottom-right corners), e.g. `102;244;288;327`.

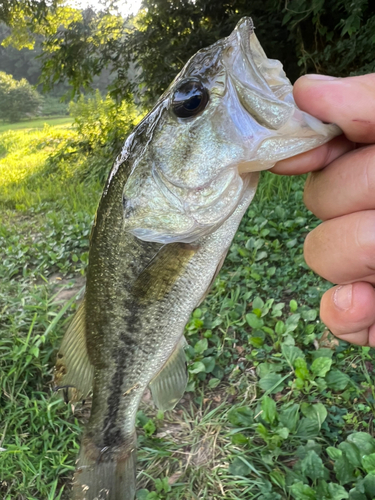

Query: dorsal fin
54;298;94;402
149;336;187;411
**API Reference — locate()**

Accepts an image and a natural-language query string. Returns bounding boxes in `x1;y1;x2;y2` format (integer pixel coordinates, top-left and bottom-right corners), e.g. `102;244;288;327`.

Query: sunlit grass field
1;123;375;500
0;116;73;134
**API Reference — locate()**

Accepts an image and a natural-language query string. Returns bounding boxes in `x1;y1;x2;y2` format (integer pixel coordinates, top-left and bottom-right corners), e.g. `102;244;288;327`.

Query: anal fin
54;298;94;402
149;336;187;411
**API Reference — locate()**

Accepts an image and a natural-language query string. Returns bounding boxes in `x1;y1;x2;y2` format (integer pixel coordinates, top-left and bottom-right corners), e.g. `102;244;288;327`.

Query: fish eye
172;79;209;118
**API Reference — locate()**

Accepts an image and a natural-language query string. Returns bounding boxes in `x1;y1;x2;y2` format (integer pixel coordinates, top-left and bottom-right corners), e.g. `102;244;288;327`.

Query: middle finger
304;210;375;284
304;144;375;220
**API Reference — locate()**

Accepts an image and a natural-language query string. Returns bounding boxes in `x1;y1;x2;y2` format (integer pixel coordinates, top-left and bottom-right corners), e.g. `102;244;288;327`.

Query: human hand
271;73;375;347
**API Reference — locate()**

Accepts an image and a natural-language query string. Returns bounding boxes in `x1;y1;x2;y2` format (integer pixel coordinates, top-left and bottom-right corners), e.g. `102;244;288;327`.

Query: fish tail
72;433;137;500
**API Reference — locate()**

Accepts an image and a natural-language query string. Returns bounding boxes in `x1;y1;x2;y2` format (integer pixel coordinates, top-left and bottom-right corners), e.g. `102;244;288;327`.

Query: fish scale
54;17;340;499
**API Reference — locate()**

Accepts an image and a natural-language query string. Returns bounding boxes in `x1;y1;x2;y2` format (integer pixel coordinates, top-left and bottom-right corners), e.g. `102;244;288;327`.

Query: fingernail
304;74;337;81
334;284;353;311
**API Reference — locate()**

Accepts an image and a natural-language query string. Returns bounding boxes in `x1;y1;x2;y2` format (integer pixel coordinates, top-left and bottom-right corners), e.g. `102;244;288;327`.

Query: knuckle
303;229;318;271
361;146;375;197
354;211;375;271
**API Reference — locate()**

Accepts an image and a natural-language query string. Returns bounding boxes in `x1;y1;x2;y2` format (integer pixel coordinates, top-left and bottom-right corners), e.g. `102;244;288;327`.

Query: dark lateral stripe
131;242;198;302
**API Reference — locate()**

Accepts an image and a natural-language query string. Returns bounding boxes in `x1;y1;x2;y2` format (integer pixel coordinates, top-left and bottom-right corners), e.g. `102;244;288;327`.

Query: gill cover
117;17;340;244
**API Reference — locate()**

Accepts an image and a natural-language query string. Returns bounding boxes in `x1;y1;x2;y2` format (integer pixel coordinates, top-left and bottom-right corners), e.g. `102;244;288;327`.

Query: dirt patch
49;273;86;302
316;329;340;349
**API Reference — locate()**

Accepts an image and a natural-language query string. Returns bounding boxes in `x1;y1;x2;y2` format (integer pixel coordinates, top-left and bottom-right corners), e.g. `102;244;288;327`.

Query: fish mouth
223;17;340;171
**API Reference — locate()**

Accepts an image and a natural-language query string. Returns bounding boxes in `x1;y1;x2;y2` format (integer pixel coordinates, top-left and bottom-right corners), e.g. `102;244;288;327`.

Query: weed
1;126;374;499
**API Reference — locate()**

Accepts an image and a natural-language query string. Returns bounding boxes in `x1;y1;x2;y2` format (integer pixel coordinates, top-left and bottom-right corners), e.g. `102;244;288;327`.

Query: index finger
294;74;375;144
271;73;375;176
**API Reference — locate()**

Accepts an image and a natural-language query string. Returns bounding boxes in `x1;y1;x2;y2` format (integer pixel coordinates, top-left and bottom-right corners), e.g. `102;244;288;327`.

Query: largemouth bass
54;17;339;500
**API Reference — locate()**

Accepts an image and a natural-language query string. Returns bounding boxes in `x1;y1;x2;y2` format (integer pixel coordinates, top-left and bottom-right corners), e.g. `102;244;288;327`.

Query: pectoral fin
149;336;188;411
54;298;94;402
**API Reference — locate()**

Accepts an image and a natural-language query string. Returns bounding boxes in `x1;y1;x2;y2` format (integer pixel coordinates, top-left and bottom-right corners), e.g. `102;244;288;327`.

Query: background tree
1;0;375;108
0;71;43;122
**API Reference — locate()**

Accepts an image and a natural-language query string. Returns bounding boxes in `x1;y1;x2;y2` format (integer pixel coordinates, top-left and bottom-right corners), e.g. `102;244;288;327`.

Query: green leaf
275;321;285;335
297;440;322;459
189;361;206;374
252;296;264;310
285;313;300;332
258;373;284;394
155;477;171;493
326;447;342;460
300;403;327;429
334;454;356;485
136;490;150;500
347;433;375;456
348;489;367;500
261;396;277;425
208;377;220;389
231;433;249;445
326;370;350;391
311;348;334;360
326;482;349;499
146;492;158;500
201;356;215;373
246;313;263;329
267;266;276;278
300;450;326;481
143;419;156;436
255;250;268;261
295;417;320;439
311;357;332;377
286;238;297;248
289;299;298;312
249;330;265;348
290;482;317;500
229;456;251;476
256;423;269;441
279;403;300;432
269;470;286;489
227;407;254;427
362;453;375;473
194;338;208;353
276;427;289;439
302;309;317;321
212;365;224;380
363;473;375;497
282;344;304;367
338;442;362;468
294;358;309;380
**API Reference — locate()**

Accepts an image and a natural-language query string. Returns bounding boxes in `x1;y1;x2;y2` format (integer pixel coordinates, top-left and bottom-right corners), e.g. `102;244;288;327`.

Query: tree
0;0;51;27
1;0;375;108
0;71;43;121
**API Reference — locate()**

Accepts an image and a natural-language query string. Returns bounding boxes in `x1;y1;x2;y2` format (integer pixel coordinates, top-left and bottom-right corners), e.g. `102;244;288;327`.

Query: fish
54;17;340;500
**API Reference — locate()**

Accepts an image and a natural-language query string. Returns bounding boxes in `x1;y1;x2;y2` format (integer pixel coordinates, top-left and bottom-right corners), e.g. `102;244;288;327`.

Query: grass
0;116;73;133
0;122;375;500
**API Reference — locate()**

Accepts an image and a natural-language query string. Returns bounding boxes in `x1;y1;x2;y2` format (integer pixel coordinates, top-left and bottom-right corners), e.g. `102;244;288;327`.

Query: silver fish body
54;17;340;500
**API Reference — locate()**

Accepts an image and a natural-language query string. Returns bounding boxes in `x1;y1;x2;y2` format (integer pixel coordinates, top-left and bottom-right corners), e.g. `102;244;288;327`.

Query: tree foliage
0;71;43;122
57;90;143;182
1;0;375;108
0;0;52;27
